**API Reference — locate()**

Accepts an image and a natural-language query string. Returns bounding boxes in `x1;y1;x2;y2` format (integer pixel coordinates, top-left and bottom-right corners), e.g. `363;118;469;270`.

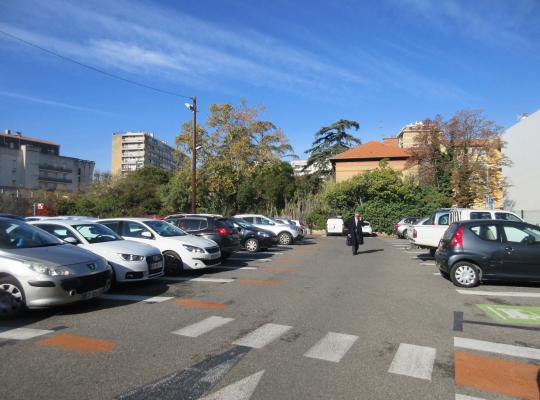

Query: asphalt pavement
1;235;539;400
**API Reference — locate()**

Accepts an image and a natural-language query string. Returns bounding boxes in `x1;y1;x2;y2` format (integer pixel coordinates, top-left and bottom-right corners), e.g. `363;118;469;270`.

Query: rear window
495;212;522;222
217;219;236;230
470;212;492;220
437;213;449;225
178;218;207;231
443;223;460;240
469;224;499;241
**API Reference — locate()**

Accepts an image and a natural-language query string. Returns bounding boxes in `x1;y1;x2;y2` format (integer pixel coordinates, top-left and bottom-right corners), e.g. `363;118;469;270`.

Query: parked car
164;214;241;260
395;216;420;239
97;218;221;274
436;219;540;287
405;217;429;240
413;208;523;256
0;213;26;221
231;218;278;252
0;217;112;316
326;218;344;235
275;218;307;236
234;214;302;245
362;221;373;236
30;220;164;283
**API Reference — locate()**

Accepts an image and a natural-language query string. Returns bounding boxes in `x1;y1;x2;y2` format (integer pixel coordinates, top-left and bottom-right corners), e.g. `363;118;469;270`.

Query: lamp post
185;97;197;213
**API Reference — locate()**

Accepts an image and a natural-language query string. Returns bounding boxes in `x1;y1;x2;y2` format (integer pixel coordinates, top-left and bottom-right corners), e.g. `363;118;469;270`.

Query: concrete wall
503;110;540;211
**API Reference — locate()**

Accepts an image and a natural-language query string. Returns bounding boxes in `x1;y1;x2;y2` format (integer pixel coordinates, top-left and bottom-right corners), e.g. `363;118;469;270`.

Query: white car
362;221;373;236
234;214;302;245
326;218;344;235
97;218;221;274
30;220;164;283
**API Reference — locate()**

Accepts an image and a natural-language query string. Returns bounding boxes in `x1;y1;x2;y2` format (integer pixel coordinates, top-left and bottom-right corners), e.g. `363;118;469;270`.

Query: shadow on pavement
355;249;384;255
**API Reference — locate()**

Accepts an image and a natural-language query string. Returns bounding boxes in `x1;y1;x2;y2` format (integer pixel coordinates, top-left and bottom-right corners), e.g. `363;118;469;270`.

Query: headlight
183;244;205;253
27;263;73;276
120;254;145;262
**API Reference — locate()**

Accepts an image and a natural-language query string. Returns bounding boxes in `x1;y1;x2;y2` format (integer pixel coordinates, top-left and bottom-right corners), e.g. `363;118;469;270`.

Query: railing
38;176;73;184
38;164;73;173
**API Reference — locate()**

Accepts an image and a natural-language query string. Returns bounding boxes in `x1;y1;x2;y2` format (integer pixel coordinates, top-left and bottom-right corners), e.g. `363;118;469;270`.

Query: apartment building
0;130;94;193
112;131;178;176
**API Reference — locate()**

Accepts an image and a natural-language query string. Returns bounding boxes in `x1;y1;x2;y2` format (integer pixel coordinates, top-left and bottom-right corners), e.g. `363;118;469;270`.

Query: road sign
477;304;540;326
487;197;494;209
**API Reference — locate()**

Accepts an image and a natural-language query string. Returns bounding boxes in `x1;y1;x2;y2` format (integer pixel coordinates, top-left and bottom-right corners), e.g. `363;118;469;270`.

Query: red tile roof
0;132;59;146
330;141;410;160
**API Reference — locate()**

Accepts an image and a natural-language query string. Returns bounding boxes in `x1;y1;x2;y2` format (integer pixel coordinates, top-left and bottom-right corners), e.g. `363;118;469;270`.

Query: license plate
82;287;105;300
150;262;162;272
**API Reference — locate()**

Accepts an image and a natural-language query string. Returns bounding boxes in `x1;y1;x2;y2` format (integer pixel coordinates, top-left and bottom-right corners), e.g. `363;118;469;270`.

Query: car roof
31;219;98;227
97;217;155;223
455;219;529;227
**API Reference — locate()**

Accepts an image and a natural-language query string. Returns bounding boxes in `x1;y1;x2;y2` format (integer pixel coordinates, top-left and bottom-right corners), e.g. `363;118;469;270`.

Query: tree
305;119;361;179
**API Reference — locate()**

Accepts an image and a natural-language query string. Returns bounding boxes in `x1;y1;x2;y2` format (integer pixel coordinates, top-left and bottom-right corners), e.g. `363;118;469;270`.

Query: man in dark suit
347;212;365;255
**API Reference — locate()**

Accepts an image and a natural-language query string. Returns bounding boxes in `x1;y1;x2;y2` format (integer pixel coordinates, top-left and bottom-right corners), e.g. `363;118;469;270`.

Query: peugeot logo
87;263;97;271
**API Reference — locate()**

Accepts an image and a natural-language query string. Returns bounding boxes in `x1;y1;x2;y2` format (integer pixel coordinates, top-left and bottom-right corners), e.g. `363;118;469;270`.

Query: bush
306;208;329;230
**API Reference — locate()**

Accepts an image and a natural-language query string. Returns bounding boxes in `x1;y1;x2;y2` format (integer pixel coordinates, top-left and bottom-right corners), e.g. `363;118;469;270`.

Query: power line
0;28;193;100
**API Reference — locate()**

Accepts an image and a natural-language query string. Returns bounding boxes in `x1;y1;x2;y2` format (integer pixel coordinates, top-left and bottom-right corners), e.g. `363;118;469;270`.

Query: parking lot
1;235;539;400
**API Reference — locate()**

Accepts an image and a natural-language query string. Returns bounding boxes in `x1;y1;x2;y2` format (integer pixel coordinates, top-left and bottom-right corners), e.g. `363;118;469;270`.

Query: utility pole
191;96;197;214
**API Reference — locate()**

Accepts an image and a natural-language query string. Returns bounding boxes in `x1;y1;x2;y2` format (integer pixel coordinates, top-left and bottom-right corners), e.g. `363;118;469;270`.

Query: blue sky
1;0;539;171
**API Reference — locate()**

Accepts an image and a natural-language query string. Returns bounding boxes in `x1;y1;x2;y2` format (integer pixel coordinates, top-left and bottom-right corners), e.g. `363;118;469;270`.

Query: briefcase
346;235;352;246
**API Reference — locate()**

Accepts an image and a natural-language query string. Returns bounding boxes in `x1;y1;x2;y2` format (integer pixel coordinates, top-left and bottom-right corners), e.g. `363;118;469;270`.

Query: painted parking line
254;259;272;263
455;352;540;400
174;299;227;309
38;333;116;353
239;279;283;286
433;272;441;276
388;343;436;380
161;277;235;284
0;327;54;340
99;294;174;303
454;337;540;361
232;323;292;349
456;290;540;298
420;262;436;266
405;251;426;254
172;316;234;338
455;394;487;400
304;332;358;363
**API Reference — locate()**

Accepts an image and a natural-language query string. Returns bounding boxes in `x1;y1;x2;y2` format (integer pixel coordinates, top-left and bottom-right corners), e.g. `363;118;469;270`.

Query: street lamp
185;97;197;213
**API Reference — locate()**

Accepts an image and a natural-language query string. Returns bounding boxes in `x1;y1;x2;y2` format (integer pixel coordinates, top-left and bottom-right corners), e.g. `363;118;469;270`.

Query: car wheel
108;263;117;287
450;262;480;288
429;248;436;257
278;232;293;245
402;229;408;239
245;238;260;252
0;277;25;316
163;251;184;275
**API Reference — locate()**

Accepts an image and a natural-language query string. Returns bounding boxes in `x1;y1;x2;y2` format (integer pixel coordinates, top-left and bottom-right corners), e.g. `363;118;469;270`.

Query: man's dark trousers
347;218;364;255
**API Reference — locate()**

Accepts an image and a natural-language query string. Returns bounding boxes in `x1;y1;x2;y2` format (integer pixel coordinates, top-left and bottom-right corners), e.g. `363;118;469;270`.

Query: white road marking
199;370;265;400
455;394;487;400
405;251;425;254
172;316;234;338
215;266;258;270
304;332;358;363
161;277;235;283
432;272;441;276
456;290;540;298
254;259;272;263
421;262;436;266
454;337;540;361
99;294;173;303
388;343;436;380
233;323;292;349
0;327;54;340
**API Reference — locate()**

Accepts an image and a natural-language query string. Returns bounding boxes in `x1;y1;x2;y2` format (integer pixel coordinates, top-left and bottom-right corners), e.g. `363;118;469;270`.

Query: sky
0;0;539;171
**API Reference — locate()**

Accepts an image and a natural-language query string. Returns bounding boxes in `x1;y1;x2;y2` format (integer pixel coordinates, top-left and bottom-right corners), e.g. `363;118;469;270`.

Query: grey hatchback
436;219;540;287
0;218;112;316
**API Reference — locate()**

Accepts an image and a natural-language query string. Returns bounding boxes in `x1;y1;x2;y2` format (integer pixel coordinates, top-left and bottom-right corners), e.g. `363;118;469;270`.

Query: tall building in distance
0;130;94;193
112;131;179;176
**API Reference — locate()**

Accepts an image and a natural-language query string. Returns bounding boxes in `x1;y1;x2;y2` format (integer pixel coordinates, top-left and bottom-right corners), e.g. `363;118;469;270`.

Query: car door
466;223;506;278
500;223;540;280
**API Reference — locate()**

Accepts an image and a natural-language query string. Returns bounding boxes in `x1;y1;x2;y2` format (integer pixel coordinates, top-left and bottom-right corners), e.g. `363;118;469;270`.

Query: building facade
289;159;331;176
112;131;178;176
0;130;94;193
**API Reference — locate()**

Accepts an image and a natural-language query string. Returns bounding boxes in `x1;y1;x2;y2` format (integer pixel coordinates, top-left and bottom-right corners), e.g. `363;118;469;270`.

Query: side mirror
141;231;153;239
64;237;78;245
527;235;536;245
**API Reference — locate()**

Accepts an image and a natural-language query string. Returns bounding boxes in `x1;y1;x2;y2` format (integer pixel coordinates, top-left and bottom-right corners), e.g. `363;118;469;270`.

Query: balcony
39;164;73;173
38;176;72;184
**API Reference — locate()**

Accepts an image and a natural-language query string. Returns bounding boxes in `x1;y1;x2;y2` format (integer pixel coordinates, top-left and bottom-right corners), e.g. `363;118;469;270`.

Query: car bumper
184;254;222;269
110;258;164;282
24;269;113;308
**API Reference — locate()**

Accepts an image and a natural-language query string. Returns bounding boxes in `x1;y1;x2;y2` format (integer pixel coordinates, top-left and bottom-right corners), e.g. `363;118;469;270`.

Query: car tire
450;262;480;288
245;238;260;253
278;232;293;246
429;248;436;257
402;229;407;239
0;277;26;317
163;251;184;275
108;263;117;287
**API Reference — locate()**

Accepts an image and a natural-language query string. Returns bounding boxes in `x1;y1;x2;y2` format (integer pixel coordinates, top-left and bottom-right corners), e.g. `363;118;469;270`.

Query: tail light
450;226;463;249
395;224;400;229
215;227;231;236
412;229;417;239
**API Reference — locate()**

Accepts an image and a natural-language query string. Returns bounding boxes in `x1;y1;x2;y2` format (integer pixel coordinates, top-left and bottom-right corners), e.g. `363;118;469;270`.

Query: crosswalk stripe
388;343;436;380
304;332;358;363
172;316;234;338
456;290;540;298
454;337;540;361
161;277;235;283
455;394;487;400
199;370;265;400
233;323;292;349
99;294;173;303
0;327;54;340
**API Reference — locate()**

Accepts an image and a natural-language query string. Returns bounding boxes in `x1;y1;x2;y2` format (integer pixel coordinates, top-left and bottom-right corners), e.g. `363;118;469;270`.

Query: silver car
0;218;112;316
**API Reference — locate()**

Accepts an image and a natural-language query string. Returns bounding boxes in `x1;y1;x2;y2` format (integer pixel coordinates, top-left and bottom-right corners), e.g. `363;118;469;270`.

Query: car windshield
144;220;186;237
0;220;62;249
233;218;254;229
73;224;122;244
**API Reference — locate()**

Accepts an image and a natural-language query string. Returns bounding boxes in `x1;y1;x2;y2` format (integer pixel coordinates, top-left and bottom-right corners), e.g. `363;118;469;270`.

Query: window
0;221;61;249
100;221;121;234
503;225;540;244
73;224;121;244
37;224;79;243
177;218;204;231
242;217;255;223
123;222;151;238
144;220;186;237
495;212;522;222
469;224;499;241
437;214;449;225
470;212;492;220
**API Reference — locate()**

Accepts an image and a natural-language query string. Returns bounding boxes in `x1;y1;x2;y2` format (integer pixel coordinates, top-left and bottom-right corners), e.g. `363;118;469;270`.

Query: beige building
112;131;178;176
0;130;94;193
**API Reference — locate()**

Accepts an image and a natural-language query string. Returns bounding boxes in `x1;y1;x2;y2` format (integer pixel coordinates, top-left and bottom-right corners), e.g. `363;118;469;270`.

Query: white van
326;218;344;235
